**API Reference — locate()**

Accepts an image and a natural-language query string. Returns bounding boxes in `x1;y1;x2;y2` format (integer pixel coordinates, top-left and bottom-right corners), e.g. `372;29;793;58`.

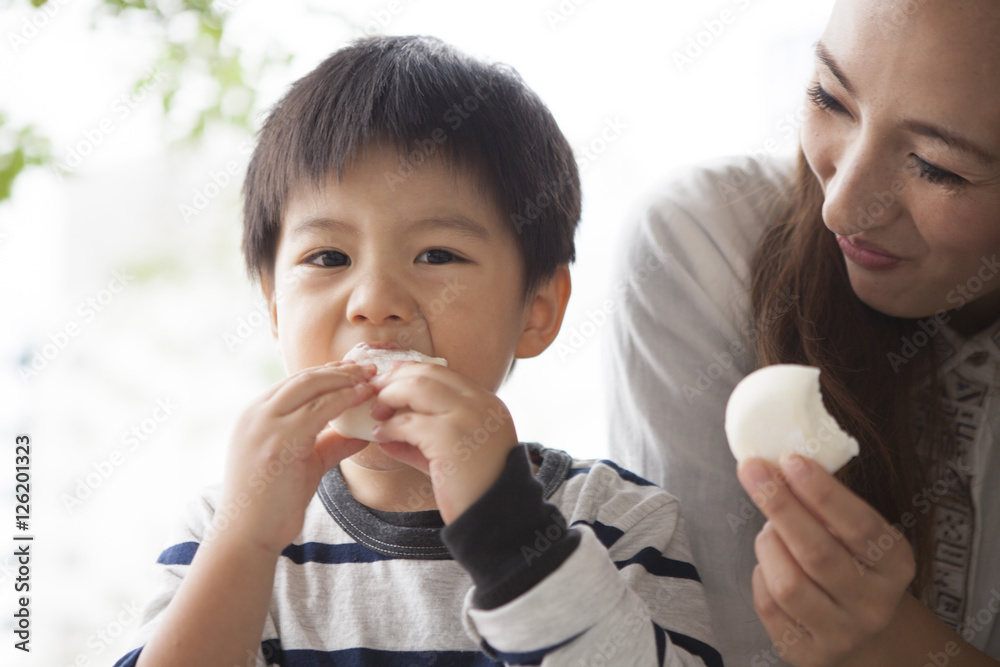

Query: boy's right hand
217;361;376;555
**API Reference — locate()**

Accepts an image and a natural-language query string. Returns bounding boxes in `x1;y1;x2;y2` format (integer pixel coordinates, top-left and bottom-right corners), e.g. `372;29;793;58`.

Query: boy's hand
219;361;376;555
368;361;518;524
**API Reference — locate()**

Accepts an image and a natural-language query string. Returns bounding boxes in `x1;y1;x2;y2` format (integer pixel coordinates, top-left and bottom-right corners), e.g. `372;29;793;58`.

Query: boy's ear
514;264;571;359
260;275;279;340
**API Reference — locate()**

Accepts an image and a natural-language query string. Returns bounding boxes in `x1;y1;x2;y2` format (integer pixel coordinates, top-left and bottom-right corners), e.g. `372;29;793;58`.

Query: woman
605;0;1000;665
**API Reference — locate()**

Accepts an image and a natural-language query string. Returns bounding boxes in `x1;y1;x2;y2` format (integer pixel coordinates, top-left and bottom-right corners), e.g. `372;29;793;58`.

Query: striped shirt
113;443;722;666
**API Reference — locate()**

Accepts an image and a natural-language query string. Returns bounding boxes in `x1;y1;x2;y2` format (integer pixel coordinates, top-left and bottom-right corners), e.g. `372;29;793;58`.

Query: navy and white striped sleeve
459;460;723;666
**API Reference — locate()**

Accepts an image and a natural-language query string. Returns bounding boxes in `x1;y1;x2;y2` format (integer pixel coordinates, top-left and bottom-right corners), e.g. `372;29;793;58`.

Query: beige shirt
603;154;1000;664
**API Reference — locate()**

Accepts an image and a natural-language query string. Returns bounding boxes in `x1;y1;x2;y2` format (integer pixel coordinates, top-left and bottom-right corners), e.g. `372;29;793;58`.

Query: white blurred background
0;0;834;663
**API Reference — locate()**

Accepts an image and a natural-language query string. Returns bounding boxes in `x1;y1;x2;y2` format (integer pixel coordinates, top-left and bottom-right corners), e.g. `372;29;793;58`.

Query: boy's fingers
376;440;430;474
269;365;374;417
369;411;427;447
312;431;370;471
257;361;363;403
289;383;375;441
371;360;469;393
373;374;458;416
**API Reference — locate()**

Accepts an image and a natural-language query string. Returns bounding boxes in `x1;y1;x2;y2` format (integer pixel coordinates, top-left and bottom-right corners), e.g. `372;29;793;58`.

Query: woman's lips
836;235;904;270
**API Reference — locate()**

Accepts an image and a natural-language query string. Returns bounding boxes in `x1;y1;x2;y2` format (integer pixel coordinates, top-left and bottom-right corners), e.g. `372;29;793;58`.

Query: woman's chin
847;269;934;319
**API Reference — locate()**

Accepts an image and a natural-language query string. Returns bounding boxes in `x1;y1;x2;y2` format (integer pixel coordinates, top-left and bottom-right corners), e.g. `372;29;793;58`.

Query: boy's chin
344;442;417;473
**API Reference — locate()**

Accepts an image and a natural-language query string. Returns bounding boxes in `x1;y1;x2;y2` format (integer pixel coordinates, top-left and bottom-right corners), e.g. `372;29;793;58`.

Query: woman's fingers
737;458;873;596
777;454;915;582
754;521;845;636
752;564;806;643
738;456;914;578
740;454;916;664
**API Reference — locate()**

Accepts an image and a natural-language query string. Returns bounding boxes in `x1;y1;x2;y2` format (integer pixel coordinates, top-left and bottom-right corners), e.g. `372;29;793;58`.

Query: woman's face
801;0;1000;332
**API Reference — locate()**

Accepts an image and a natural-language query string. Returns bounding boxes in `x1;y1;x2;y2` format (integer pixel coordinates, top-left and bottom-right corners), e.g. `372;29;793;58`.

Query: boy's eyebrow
288;217;359;240
288;215;492;242
405;215;492;242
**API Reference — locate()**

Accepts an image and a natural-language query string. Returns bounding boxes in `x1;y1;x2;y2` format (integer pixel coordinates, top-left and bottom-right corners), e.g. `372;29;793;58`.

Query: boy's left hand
367;361;518;524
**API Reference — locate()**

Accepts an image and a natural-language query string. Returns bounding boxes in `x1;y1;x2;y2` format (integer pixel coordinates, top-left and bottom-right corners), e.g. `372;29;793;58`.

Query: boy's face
267;143;543;405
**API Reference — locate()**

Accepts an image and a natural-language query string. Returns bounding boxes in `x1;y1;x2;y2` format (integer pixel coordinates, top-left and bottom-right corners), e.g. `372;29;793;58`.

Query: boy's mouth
363;342;403;351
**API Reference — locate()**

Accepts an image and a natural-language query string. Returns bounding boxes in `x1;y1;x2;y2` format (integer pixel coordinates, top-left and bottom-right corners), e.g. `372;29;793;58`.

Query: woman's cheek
914;196;1000;260
800;112;837;191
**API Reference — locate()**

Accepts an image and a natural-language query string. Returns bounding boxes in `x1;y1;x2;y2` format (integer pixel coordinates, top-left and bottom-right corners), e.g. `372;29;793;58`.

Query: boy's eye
417;249;461;264
912;155;967;189
305;250;350;267
807;83;849;117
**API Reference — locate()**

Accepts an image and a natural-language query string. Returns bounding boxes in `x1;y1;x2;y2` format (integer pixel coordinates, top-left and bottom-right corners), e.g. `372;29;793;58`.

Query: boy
115;36;720;667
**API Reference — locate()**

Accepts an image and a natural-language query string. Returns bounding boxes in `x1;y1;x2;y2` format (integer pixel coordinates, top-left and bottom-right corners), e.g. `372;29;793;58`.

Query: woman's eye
912;156;967;189
807;83;848;116
417;249;461;264
306;250;350;267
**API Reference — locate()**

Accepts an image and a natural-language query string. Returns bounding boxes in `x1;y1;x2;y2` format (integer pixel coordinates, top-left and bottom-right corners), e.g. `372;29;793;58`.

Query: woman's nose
821;135;904;237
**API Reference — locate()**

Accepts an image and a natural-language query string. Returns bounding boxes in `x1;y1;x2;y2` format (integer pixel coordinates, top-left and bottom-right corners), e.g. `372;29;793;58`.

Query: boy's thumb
313;429;369;472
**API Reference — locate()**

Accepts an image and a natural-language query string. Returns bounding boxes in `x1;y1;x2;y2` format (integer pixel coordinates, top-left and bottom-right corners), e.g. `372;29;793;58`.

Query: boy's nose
345;269;416;326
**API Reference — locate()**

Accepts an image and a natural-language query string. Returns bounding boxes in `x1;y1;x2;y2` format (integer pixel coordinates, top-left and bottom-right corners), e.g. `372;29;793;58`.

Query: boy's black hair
242;35;580;297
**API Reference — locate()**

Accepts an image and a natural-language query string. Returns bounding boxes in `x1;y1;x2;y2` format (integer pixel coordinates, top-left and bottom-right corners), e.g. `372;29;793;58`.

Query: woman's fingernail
780;453;812;481
739;458;772;489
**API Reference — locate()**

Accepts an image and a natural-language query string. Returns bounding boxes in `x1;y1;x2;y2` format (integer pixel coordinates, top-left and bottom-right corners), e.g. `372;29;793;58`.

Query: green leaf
0;148;26;202
0;0;349;201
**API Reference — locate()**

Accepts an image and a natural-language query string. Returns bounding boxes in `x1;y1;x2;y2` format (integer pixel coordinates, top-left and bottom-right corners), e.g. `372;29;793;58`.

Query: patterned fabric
929;319;1000;634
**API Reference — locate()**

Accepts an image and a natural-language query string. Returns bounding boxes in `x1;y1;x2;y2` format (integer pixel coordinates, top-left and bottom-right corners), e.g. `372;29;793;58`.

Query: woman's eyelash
806;82;967;190
807;83;846;114
912;156;966;188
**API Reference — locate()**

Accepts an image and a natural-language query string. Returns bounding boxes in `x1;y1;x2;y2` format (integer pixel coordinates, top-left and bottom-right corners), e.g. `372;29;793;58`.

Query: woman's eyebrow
901;120;998;169
814;41;997;169
814;41;856;98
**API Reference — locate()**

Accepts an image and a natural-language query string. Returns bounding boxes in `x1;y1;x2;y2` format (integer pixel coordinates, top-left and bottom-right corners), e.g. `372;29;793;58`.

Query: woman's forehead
826;0;1000;67
823;0;1000;142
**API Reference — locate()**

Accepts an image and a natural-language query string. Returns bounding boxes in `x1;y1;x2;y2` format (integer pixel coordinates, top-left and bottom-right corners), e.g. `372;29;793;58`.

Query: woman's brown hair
749;148;944;594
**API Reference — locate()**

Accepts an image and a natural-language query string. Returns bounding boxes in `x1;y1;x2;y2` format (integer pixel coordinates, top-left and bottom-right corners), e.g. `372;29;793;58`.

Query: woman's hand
737;453;916;667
